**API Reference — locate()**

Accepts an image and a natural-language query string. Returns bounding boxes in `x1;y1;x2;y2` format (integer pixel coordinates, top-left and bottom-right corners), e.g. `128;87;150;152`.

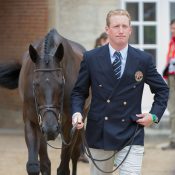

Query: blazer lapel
95;45;140;91
120;45;140;83
107;45;141;98
96;45;117;86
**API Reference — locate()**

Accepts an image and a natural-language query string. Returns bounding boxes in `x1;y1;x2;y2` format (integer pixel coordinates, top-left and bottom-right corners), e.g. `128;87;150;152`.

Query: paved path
0;129;175;175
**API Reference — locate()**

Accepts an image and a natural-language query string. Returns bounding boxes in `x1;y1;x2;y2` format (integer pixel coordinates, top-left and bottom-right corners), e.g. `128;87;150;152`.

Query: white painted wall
50;0;120;49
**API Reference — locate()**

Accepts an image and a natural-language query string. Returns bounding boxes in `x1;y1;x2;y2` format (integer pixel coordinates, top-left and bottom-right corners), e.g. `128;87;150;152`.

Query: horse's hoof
26;162;40;174
57;168;70;175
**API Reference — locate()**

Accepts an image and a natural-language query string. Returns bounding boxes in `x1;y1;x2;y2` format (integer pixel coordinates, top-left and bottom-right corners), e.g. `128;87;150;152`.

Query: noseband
32;68;65;128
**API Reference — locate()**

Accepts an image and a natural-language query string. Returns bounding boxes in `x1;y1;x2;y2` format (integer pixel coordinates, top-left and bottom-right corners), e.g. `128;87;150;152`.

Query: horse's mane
44;29;59;64
44;28;86;56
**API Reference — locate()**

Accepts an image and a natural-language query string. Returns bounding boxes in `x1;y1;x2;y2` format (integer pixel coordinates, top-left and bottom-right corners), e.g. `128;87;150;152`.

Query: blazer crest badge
135;71;143;82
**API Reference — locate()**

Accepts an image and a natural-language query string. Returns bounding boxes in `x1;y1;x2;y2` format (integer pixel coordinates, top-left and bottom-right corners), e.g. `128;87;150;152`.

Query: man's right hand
72;112;84;129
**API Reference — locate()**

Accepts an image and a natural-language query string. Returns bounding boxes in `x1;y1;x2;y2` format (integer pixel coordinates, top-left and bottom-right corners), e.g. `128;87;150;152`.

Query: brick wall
0;0;49;128
0;0;48;60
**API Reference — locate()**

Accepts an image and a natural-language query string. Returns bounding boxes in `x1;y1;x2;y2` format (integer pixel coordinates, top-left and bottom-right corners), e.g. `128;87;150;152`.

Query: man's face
171;23;175;37
105;15;132;48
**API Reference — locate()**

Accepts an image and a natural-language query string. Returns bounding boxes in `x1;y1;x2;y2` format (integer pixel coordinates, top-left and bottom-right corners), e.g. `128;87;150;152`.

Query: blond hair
106;9;131;26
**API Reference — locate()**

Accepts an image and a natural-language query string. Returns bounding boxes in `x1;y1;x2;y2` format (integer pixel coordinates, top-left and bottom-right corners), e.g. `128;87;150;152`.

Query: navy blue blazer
71;44;169;150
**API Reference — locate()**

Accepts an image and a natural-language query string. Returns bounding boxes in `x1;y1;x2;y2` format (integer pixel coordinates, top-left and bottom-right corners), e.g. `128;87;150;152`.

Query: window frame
121;0;158;64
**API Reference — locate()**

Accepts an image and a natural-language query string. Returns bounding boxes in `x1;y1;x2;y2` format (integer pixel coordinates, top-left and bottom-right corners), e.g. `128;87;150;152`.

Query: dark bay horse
0;29;90;175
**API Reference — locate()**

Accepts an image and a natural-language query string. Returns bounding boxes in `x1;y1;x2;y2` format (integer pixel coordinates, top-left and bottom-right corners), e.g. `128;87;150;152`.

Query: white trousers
88;145;144;175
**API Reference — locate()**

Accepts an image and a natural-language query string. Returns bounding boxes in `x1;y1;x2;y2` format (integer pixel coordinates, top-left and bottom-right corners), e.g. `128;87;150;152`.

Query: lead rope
46;123;78;149
80;124;140;173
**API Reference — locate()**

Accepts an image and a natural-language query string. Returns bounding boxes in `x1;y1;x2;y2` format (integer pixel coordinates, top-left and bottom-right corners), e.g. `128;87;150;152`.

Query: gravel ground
0;129;175;175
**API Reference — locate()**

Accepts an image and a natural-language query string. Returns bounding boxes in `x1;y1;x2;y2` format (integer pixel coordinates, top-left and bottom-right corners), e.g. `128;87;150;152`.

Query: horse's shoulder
84;46;103;58
67;39;86;56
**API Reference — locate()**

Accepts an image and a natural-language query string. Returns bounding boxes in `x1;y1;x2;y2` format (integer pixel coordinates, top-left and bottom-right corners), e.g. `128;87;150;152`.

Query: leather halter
32;67;65;128
32;67;77;147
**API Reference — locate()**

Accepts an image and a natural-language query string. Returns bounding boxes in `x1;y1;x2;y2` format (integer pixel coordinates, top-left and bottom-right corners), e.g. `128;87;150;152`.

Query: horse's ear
29;44;39;63
54;43;64;62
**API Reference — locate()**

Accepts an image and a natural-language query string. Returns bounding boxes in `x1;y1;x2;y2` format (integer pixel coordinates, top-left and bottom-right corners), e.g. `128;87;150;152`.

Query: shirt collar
108;43;128;60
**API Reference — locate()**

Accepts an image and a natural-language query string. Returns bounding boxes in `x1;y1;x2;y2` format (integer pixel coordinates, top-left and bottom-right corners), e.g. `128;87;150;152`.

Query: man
162;19;175;150
71;9;169;175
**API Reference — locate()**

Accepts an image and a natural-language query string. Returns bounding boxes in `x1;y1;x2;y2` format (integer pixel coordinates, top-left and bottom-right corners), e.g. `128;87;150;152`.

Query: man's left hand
136;113;153;127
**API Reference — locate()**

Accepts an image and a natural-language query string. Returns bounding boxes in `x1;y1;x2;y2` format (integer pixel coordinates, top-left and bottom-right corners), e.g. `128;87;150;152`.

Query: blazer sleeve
145;55;169;121
71;53;91;115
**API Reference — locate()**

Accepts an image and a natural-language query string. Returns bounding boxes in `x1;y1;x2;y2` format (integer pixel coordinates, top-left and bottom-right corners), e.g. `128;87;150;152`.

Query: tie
112;52;122;79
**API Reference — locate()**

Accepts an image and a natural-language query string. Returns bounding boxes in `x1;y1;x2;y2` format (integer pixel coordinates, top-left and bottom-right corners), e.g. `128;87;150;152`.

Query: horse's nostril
53;125;59;133
56;126;60;133
42;125;59;134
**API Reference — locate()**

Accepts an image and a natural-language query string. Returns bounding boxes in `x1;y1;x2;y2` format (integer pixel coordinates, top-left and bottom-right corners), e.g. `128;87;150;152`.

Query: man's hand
136;113;153;127
72;112;84;130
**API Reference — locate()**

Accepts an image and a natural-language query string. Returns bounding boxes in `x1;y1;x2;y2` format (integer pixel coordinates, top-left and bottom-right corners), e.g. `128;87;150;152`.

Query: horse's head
29;40;64;141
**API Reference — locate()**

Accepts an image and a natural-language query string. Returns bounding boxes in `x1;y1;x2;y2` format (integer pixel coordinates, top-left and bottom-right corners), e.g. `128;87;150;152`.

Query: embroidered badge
135;71;143;82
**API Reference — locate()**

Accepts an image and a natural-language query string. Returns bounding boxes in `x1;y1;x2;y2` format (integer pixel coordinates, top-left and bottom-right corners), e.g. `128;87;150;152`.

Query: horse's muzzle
42;125;60;141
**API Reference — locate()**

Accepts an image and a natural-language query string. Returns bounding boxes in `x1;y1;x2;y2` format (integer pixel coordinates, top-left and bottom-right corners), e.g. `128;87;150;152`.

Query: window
170;2;175;20
122;1;157;65
126;3;139;21
144;26;156;44
144;3;156;21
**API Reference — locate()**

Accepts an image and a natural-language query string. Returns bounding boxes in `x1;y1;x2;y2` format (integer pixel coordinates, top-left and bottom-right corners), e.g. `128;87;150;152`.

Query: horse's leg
25;120;40;175
71;133;82;175
57;145;71;175
57;132;82;175
39;134;51;175
57;118;73;175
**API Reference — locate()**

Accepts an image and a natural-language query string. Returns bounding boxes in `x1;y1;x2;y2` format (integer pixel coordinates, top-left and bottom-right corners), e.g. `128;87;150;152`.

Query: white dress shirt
108;44;128;77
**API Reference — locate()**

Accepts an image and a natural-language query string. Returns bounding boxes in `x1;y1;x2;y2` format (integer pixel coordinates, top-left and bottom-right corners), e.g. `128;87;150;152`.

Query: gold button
105;117;108;120
123;101;127;105
107;99;110;103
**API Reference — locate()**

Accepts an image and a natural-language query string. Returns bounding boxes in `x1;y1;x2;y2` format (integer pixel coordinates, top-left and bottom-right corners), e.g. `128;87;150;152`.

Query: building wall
0;0;49;60
54;0;119;50
0;0;49;128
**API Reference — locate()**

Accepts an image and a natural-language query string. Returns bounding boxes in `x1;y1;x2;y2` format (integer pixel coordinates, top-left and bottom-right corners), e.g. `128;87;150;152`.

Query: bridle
32;67;65;131
32;67;76;147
